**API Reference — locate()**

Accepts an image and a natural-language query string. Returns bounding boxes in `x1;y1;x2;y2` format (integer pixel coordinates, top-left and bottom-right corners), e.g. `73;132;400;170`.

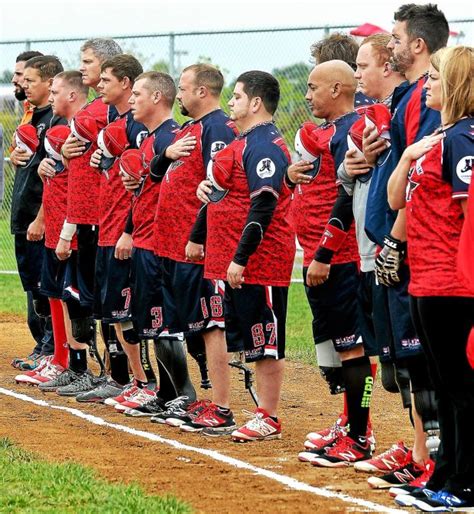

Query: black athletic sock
136;379;148;389
140;340;156;383
341;355;373;442
69;348;87;373
103;324;129;386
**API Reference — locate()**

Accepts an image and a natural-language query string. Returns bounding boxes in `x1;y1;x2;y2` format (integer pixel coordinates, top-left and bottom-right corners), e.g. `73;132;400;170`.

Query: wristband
59;222;77;242
318;224;347;252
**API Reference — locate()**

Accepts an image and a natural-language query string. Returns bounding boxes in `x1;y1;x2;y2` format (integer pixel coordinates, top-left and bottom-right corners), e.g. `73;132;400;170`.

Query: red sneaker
311;435;373;467
354;441;409;473
115;385;156;412
231;408;282;442
104;382;137;407
180;403;236;435
388;459;435;497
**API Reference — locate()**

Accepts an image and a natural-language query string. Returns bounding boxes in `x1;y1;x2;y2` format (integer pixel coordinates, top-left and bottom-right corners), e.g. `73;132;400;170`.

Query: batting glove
375;235;407;287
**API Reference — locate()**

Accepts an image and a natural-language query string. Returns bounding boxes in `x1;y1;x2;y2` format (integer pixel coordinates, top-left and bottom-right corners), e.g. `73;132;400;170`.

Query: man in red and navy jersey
362;5;450;493
305;31;376;404
41;39;123;395
290;61;376;466
153;64;237;434
117;71;197;416
195;70;295;441
77;54;155;404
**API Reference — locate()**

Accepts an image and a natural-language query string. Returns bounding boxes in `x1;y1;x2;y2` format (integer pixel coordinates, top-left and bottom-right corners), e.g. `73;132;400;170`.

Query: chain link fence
1;21;472;273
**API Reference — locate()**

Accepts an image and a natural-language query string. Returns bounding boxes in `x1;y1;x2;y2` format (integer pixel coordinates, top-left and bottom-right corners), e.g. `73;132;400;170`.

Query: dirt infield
0;315;412;513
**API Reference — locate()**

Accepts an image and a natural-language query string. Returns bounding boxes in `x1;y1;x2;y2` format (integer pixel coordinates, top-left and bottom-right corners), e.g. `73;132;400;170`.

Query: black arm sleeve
189;204;207;245
233;191;278;267
123;209;134;235
149;149;173;183
314;185;354;264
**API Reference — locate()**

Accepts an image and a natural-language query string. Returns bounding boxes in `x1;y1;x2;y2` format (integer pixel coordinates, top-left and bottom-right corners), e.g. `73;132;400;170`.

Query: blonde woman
388;46;474;511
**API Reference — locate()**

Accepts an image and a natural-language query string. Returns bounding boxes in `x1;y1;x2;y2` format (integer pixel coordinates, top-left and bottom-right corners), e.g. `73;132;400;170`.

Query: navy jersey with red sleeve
205;123;295;286
66;98;118;225
132;119;180;251
365;77;441;246
155;109;237;261
98;110;147;247
406;117;473;298
291;112;359;267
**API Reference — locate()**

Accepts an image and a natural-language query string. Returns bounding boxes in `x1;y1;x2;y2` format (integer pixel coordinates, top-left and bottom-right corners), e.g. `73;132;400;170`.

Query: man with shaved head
290;60;376;467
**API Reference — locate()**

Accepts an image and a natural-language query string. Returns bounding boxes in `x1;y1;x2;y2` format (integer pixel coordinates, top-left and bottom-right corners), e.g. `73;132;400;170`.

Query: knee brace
121;321;139;345
32;296;51;318
71;316;95;344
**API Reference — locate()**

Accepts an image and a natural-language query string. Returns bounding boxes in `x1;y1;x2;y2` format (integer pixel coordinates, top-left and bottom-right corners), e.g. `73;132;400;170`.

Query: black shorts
303;262;363;352
130;248;168;338
40;247;68;299
225;284;288;363
386;263;423;360
357;270;393;360
14;234;44;293
63;224;98;309
94;246;132;323
161;257;224;335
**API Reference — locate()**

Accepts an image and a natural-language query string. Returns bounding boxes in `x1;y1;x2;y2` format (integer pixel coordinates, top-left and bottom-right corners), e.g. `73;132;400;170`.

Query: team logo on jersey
256;158;275;178
210;141;226;158
136;130;148;148
456;156;473;184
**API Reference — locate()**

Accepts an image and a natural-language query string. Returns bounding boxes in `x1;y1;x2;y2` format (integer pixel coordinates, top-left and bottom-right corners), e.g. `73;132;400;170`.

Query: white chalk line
0;386;407;514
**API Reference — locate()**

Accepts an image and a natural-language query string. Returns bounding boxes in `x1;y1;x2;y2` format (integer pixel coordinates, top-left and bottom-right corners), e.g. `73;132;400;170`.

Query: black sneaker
38;368;79;392
57;371;103;397
150;396;192;424
125;395;167;417
412;489;474;512
76;379;123;403
394;488;436;508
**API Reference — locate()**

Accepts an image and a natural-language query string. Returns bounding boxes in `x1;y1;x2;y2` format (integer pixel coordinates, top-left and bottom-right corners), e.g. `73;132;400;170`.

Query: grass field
0;438;191;514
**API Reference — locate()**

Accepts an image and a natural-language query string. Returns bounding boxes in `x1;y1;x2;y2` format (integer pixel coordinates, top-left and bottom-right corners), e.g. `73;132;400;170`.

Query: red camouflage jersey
98;110;147;247
291;112;359;267
43;167;77;250
155;109;237;262
205;123;296;287
66;98;117;225
406;117;473;297
132;119;180;251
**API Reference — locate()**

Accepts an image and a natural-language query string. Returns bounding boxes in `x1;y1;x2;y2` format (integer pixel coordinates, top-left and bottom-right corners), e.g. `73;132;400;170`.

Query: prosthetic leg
228;352;259;406
153;338;197;402
186;334;212;390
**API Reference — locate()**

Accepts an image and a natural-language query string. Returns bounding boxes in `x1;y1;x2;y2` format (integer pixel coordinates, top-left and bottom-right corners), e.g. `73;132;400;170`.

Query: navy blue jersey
365;76;441;246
